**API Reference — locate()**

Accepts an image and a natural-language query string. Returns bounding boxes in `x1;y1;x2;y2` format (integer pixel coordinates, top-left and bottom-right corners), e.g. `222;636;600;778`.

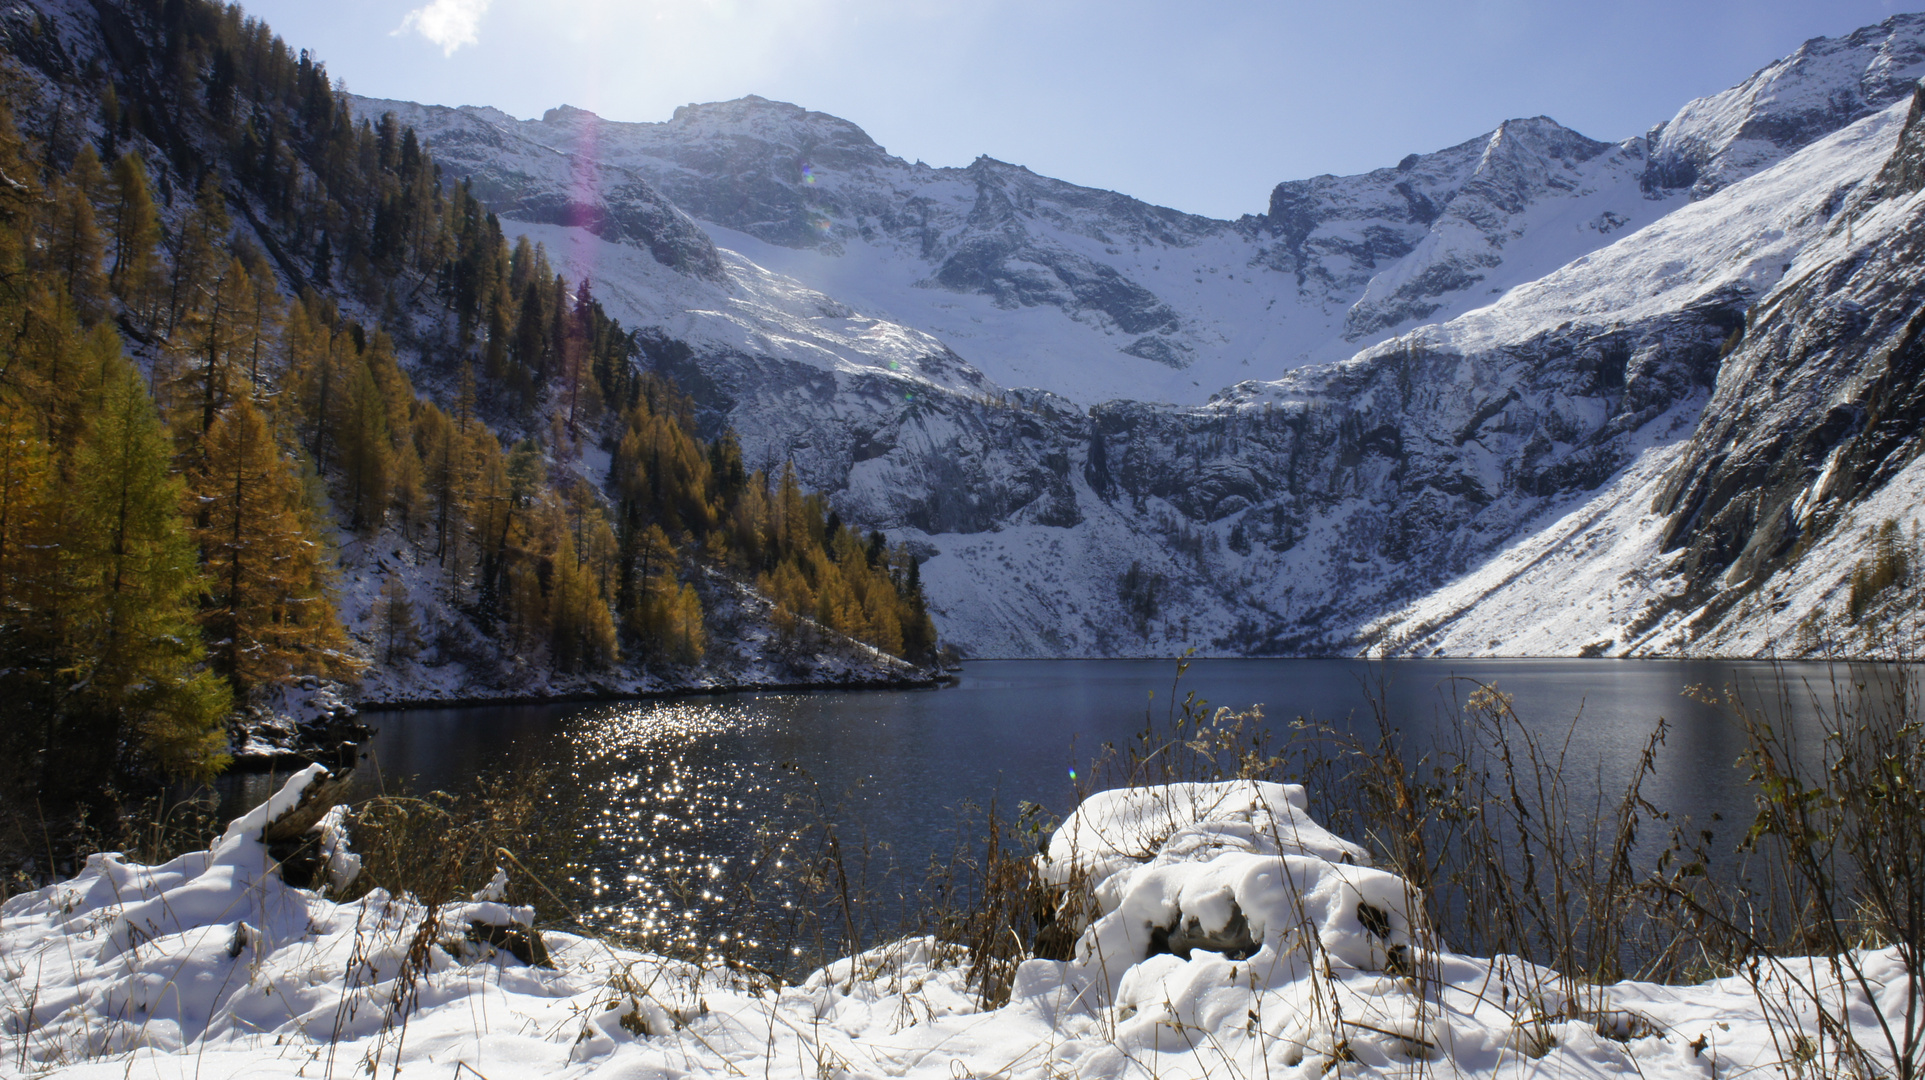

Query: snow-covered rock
227;681;367;768
2;770;1912;1079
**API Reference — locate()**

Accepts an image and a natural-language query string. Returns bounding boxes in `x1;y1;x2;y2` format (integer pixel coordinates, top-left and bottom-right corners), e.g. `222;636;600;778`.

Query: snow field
4;770;1915;1079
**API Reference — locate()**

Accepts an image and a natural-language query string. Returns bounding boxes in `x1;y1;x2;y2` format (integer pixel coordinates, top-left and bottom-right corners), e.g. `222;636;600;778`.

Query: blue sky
239;0;1919;219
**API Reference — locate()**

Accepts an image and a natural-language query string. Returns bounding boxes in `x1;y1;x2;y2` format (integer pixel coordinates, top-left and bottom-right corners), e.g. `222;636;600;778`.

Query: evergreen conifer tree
69;347;230;779
193;395;348;690
107;152;163;321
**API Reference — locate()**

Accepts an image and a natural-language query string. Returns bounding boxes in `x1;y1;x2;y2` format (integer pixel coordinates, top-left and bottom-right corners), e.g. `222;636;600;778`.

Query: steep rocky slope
1361;90;1925;659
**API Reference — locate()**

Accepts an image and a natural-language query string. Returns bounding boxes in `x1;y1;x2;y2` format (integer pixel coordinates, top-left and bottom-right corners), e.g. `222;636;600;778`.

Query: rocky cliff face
1643;88;1925;647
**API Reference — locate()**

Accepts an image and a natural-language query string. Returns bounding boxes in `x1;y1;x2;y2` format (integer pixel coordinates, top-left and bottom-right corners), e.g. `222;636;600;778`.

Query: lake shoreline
223;672;955;771
355;672;955;713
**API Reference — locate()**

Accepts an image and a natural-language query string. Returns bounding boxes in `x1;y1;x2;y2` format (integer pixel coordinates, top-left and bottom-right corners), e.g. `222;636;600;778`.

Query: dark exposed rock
1121;335;1189;368
1148;899;1260;961
467;919;553;967
1356;901;1392;939
229;683;371;772
1873;84;1925;197
261;768;354;890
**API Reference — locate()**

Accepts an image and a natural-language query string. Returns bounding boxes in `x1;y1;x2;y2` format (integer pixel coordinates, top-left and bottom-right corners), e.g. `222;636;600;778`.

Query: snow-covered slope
1643;13;1925;198
1265;117;1664;342
3;769;1910;1079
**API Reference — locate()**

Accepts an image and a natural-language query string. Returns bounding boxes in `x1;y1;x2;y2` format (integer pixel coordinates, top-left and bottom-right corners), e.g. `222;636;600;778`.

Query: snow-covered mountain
342;15;1925;659
355;96;1679;407
1642;12;1925;198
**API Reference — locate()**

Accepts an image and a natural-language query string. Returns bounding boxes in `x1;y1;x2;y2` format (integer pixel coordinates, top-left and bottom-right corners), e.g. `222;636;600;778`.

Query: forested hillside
0;0;937;812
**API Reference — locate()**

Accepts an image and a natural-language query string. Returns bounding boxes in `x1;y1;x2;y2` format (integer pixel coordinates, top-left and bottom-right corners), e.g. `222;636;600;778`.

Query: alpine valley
11;0;1925;679
351;12;1925;660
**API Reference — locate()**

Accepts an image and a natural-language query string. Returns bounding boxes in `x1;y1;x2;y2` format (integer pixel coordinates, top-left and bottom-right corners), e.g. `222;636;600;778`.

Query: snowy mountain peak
539;103;599;124
664;94;887;154
1643;12;1925;198
1261;114;1654;341
1482;116;1613;168
641;95;898;202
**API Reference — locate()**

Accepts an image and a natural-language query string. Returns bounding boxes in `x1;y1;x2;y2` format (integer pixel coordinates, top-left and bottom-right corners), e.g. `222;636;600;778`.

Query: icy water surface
236;658;1906;959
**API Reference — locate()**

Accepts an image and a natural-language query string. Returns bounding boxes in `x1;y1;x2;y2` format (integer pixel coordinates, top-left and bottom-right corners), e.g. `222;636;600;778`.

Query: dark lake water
228;657;1908;959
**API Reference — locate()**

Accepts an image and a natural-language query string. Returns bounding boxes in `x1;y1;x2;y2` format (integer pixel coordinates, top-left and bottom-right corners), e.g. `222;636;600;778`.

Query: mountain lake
226;658;1906;962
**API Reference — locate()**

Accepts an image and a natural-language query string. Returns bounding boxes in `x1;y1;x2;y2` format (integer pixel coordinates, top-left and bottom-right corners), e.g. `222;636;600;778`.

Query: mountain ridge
342;13;1925;660
354;90;1673;407
1642;11;1925;198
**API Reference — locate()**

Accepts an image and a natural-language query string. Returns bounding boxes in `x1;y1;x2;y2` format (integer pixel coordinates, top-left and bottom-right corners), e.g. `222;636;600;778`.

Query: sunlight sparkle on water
552;699;826;964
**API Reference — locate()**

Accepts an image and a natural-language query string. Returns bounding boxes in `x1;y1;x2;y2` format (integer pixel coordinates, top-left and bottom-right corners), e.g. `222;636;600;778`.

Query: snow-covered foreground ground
1;768;1911;1079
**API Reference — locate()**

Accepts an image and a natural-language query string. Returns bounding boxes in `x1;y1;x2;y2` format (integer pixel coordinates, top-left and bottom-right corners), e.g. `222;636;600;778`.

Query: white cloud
394;0;491;56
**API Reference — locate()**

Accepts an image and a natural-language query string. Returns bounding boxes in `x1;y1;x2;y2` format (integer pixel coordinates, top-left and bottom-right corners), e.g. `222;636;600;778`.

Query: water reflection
275;658;1915;965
